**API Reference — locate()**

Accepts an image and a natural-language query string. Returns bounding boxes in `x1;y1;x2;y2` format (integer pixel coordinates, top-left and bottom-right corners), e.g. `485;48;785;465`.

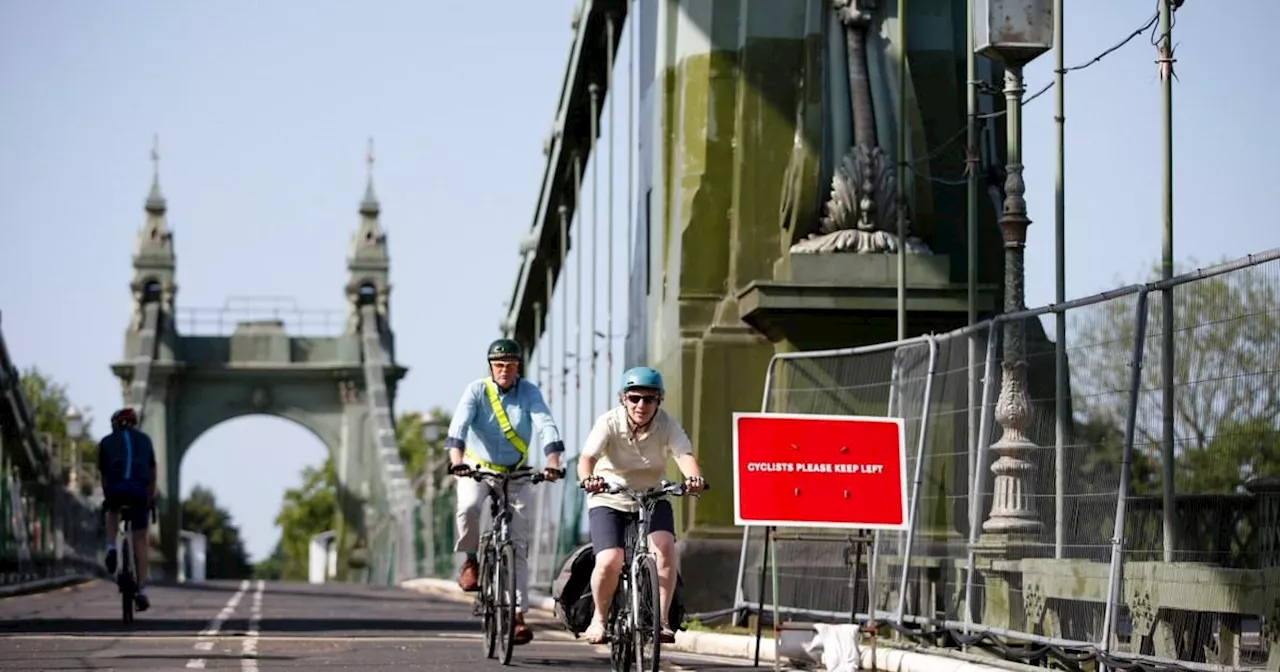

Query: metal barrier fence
732;249;1280;671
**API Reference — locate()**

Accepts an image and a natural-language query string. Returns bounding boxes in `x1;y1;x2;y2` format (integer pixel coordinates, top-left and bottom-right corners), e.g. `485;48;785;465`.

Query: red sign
732;412;908;530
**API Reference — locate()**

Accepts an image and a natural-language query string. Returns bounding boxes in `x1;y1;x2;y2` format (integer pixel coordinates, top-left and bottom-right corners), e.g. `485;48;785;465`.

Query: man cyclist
445;338;566;646
577;366;707;645
97;407;156;612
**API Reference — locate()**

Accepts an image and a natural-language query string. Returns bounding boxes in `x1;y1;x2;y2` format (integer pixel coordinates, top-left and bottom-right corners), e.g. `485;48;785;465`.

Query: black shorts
104;488;150;530
588;499;676;553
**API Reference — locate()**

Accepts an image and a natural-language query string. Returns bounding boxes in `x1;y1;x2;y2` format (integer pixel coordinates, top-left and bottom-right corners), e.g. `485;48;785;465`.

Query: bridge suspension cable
126;302;162;421
357;304;414;585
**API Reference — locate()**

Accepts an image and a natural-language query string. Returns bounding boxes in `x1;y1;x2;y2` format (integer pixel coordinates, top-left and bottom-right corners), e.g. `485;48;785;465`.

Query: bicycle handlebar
461;466;565;486
582;478;712;500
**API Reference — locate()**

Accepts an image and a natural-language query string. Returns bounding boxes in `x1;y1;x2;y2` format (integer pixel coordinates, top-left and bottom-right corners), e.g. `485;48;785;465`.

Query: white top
580;405;693;513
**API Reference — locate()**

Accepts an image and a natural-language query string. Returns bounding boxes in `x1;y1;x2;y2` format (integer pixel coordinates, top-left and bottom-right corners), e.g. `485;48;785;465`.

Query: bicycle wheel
495;542;517;665
481;544;497;659
609;574;634;672
631;555;661;672
119;538;134;625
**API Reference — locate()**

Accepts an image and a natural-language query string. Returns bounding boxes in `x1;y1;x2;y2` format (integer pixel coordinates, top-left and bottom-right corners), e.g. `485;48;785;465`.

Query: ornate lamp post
65;406;85;494
975;0;1053;536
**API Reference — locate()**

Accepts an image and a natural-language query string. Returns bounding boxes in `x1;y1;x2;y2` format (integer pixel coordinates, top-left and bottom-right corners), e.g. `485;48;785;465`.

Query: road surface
0;579;763;670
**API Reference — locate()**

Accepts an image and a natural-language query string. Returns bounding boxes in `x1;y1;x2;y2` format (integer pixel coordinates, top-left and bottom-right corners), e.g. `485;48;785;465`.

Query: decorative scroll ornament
791;145;930;254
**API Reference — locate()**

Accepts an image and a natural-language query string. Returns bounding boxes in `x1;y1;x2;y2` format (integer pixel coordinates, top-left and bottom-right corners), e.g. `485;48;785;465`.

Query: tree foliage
270;457;337;581
1070;257;1280;494
182;485;253;579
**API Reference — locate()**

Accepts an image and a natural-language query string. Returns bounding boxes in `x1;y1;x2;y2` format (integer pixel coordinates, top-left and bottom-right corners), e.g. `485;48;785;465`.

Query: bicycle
583;478;711;672
461;466;563;665
113;502;154;625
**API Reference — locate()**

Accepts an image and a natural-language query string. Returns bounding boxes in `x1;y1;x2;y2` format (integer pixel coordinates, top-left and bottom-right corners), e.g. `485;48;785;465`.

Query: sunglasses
490;360;519;370
625;393;659;405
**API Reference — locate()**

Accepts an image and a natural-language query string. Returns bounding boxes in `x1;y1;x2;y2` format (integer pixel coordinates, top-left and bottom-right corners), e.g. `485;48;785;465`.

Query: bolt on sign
732;412;909;530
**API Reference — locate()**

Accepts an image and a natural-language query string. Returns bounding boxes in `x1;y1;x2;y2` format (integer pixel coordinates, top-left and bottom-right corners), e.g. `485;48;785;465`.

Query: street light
422;417;444;444
65;406;85;440
65;406;85;493
975;0;1053;536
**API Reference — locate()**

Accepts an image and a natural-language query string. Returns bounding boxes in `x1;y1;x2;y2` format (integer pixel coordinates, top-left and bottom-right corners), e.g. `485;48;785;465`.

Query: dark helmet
620;366;664;394
486;338;523;362
111;407;139;430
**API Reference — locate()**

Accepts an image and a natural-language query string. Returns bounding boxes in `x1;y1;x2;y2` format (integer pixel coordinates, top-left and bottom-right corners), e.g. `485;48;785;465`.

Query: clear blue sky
1;1;1274;562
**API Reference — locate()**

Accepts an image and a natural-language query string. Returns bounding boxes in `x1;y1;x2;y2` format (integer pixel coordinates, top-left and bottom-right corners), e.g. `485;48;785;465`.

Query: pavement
0;578;783;670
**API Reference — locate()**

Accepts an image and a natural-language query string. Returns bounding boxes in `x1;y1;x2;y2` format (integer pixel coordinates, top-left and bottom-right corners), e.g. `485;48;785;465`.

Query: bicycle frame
591;479;707;672
466;466;557;665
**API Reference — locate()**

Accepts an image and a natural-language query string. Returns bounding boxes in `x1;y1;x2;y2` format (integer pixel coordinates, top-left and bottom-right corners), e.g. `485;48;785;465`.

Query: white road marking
241;580;265;671
186;579;249;669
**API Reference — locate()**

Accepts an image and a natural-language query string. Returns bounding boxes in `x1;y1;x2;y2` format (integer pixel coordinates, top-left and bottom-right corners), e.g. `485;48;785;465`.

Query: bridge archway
180;414;331;569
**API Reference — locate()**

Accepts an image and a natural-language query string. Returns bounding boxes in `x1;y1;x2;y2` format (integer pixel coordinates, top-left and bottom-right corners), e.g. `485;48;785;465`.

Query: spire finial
146;133;166;213
360;136;380;214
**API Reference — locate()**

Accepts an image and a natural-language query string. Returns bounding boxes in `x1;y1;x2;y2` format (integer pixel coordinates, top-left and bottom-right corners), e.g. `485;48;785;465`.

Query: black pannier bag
550;543;688;636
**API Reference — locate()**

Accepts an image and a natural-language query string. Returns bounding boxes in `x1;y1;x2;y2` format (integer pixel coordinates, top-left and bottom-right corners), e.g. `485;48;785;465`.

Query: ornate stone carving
1127;586;1156;638
1023;580;1046;628
339;380;359;405
1261;597;1280;646
834;0;877;26
792;145;930;254
792;0;931;256
250;387;271;411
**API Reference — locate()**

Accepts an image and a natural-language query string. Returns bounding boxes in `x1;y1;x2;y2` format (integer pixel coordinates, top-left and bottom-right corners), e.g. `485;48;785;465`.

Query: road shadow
0;616;481;636
157;580;432;604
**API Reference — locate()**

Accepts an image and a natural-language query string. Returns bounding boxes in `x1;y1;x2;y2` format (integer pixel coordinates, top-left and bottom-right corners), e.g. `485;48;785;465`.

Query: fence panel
732;249;1280;671
1115;258;1280;667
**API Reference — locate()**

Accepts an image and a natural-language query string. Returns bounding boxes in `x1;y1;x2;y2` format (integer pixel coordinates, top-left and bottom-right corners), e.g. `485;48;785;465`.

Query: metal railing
358;304;416;586
174;297;346;337
731;249;1280;670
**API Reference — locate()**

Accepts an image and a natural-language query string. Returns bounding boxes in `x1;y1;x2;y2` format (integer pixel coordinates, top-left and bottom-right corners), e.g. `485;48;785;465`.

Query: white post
178;530;207;582
310;530;337;584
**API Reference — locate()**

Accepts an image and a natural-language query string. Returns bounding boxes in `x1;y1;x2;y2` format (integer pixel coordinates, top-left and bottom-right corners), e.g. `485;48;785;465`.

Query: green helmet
486;338;523;362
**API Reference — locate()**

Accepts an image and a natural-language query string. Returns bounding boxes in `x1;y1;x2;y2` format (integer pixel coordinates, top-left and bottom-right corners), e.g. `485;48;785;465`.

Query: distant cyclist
577;366;707;645
445;338;567;645
97;407;156;612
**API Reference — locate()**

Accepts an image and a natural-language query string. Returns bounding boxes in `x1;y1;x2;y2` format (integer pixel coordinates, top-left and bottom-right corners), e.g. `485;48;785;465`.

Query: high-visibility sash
465;379;529;473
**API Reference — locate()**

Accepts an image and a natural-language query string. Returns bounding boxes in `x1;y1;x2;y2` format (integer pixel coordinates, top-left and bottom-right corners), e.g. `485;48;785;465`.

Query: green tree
1070;257;1280;494
18;368;98;494
182;485;252;579
271;456;337;581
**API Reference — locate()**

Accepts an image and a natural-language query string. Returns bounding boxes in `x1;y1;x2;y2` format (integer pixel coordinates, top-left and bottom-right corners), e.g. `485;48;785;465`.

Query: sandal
660;626;676;644
585;619;607;645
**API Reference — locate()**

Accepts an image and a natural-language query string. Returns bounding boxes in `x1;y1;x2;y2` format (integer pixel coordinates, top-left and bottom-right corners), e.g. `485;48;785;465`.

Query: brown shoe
458;559;479;592
513;613;534;645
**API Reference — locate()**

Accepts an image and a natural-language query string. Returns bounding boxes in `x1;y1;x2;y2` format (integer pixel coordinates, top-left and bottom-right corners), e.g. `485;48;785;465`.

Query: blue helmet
620;366;664;394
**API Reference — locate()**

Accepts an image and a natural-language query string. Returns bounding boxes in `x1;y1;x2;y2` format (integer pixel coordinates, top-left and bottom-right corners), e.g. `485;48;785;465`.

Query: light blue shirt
445;377;565;468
